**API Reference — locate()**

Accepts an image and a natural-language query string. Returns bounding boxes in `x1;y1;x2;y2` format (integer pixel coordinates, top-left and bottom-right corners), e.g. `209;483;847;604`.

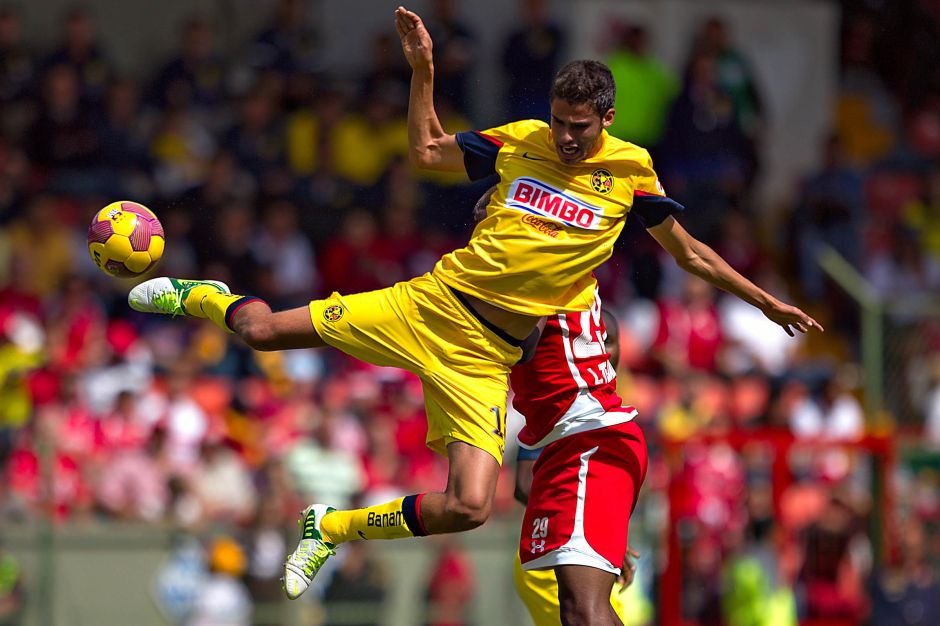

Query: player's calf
233;306;328;351
129;277;326;351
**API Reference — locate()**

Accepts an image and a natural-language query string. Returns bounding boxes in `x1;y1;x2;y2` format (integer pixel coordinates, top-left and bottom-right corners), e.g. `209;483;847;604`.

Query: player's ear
602;108;615;129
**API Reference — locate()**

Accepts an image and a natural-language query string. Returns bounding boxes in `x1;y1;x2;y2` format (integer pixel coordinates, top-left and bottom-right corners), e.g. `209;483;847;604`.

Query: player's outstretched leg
129;277;326;351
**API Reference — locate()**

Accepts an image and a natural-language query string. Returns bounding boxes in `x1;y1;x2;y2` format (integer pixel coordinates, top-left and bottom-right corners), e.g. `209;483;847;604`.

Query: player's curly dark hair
549;60;616;117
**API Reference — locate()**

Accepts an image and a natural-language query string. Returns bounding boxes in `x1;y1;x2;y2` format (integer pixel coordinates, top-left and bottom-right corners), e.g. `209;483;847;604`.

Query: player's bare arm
647;216;823;337
396;6;463;172
513;458;535;505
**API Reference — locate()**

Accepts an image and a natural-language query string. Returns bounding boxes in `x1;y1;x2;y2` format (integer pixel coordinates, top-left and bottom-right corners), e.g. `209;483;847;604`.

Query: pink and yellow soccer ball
87;201;165;278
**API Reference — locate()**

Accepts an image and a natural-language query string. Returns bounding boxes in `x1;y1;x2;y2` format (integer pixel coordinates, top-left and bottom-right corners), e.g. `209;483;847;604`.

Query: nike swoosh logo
522;152;549;161
358;531;368;540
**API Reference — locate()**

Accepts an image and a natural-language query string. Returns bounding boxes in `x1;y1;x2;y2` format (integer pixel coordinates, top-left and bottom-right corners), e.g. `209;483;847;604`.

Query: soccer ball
87;201;165;278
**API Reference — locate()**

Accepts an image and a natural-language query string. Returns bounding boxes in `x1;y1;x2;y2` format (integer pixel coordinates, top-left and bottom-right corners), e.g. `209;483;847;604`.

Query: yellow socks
320;494;428;544
183;286;264;333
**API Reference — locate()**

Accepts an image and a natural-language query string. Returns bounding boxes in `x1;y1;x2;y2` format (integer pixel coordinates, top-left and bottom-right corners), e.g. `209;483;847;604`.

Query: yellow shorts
512;554;629;626
309;273;522;463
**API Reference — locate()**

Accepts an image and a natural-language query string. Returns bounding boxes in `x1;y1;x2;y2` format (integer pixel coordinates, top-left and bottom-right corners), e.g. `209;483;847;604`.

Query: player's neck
585;130;607;161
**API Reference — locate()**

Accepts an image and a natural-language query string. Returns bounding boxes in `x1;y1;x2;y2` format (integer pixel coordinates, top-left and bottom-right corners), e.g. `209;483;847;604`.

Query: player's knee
444;493;492;530
558;592;611;626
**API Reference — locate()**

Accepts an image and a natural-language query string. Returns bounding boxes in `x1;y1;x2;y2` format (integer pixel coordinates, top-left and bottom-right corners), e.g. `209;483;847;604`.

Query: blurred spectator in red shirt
360;413;404;505
6;405;93;521
373;159;424;276
317;377;368;458
96;424;171;521
45;274;107;372
798;493;869;623
378;375;442;492
715;210;764;281
650;276;724;376
319;209;390;296
425;539;475;626
97;388;149;443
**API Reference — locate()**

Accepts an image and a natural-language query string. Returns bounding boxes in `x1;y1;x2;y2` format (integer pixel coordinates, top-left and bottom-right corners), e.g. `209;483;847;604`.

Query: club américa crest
323;304;344;322
591;168;614;194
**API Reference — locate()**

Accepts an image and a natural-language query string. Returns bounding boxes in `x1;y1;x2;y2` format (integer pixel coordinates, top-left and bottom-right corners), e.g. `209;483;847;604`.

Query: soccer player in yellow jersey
127;6;821;623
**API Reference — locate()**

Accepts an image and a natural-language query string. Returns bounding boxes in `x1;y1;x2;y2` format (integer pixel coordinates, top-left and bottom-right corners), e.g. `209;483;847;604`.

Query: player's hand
762;299;824;337
617;546;640;591
395;6;433;71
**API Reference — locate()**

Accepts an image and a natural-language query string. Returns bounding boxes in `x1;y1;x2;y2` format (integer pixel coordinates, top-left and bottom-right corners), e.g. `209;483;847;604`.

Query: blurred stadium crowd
2;0;940;624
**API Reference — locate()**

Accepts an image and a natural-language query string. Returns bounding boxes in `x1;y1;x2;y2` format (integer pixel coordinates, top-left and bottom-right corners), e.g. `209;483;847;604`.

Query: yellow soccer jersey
434;119;683;316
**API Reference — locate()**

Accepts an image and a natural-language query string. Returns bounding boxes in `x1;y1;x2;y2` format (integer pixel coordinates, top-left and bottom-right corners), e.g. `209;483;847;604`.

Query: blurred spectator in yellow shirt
904;165;940;261
6;196;73;297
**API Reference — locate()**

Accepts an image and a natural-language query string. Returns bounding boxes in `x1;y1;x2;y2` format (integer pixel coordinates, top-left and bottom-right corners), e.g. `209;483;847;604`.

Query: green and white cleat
128;277;229;316
283;504;336;600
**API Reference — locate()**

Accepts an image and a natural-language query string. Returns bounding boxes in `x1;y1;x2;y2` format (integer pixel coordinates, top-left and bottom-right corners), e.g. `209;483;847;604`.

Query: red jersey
510;290;637;449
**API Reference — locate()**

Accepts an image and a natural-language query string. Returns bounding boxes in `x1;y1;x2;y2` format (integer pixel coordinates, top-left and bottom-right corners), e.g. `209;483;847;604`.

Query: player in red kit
512;300;640;626
510;288;645;626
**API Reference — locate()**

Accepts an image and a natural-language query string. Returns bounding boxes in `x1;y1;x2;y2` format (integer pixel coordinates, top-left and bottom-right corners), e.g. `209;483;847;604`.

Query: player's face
549;99;615;165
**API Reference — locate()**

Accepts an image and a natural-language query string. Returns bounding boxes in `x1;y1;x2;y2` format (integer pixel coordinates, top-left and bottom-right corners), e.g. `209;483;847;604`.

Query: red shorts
519;420;647;574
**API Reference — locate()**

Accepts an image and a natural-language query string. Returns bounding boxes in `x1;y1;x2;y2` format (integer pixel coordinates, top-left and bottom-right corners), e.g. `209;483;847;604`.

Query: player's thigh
513;553;561;626
423;364;511;464
514;550;631;626
555;565;617;612
309;283;434;372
